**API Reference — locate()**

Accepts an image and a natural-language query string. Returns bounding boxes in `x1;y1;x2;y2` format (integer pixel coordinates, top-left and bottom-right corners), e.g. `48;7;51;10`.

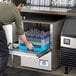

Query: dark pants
0;23;9;75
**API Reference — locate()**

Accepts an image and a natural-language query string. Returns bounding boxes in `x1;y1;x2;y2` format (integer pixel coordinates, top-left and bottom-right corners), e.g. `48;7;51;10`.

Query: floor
52;67;76;76
4;67;61;76
4;66;76;76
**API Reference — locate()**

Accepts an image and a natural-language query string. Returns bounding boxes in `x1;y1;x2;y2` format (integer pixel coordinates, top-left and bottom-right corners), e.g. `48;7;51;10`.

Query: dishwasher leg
64;66;68;74
11;55;14;66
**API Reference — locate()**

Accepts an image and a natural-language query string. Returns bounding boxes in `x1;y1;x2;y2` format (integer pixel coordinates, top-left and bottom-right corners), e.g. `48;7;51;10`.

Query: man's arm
18;34;33;50
14;8;33;50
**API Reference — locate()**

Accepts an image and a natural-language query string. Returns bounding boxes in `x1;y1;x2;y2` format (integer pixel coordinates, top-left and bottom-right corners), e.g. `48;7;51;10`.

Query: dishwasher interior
8;13;65;71
19;21;50;53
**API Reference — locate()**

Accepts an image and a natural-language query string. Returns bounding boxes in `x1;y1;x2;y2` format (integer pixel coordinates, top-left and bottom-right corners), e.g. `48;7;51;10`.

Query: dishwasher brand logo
39;60;48;67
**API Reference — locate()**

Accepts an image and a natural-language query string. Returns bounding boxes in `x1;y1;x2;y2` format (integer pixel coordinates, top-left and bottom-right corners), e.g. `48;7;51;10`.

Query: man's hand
19;34;33;50
26;42;33;50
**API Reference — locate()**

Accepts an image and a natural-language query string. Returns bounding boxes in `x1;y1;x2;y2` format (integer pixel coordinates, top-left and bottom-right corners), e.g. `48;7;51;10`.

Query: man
0;0;33;75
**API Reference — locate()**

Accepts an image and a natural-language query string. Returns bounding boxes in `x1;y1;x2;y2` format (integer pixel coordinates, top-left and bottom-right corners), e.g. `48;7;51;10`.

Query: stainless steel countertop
21;6;76;16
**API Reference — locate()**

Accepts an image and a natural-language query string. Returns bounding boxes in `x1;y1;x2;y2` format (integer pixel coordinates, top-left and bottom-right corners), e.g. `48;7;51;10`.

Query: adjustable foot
64;66;68;74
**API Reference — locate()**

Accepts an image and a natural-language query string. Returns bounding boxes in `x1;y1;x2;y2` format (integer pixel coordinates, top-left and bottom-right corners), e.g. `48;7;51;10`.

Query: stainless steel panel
21;52;51;71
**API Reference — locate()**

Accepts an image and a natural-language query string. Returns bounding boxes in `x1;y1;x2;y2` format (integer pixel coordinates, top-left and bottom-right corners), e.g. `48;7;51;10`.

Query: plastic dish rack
18;30;50;52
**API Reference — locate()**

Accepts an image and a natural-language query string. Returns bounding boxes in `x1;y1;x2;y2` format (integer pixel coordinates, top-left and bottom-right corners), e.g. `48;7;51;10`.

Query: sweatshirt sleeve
14;9;24;35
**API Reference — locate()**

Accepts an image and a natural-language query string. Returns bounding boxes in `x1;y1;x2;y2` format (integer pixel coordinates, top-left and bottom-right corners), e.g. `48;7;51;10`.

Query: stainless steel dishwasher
8;14;65;72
